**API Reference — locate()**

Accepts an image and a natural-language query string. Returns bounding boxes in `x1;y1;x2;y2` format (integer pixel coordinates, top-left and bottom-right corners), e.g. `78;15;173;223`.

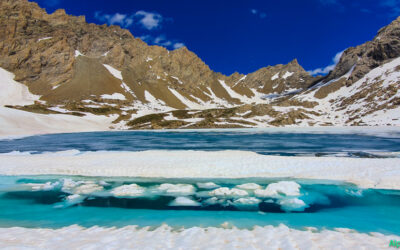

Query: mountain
0;0;399;131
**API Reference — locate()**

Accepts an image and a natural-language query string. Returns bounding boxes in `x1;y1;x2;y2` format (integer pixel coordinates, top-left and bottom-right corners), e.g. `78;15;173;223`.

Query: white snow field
1;150;400;190
0;224;395;249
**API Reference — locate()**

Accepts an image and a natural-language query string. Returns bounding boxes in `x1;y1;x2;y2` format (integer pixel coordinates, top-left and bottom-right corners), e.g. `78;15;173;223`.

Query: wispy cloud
94;12;133;27
94;10;164;30
250;9;267;19
134;10;163;30
308;50;344;75
140;34;185;50
380;0;400;17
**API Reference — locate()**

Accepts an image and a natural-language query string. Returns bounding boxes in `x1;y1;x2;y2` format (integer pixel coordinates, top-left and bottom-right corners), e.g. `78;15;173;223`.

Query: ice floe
169;197;201;206
196;182;220;189
209;187;248;198
156;183;196;196
278;197;309;212
111;184;145;197
235;183;262;191
255;181;301;198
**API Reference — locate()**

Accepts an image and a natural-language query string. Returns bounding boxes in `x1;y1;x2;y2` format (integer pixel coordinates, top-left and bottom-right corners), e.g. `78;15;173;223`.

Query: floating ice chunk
278;198;309;212
202;197;232;207
60;179;103;195
169;197;201;206
99;181;110;187
209;187;248;198
202;197;219;205
25;181;60;191
156;183;195;196
54;194;86;208
255;181;301;198
236;183;262;190
111;184;145;197
60;179;82;193
73;183;104;195
197;182;220;189
65;194;85;205
233;197;261;209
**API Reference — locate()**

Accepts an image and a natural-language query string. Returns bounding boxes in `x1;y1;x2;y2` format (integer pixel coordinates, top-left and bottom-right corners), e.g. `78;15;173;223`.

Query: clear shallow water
0;130;400;157
0;176;399;234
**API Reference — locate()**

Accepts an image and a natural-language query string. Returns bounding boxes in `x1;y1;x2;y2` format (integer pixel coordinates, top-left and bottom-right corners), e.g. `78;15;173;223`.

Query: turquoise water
0;129;399;234
0;175;399;235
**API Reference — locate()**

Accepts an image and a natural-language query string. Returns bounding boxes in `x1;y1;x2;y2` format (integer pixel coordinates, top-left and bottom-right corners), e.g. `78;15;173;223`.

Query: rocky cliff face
323;17;400;86
0;0;399;129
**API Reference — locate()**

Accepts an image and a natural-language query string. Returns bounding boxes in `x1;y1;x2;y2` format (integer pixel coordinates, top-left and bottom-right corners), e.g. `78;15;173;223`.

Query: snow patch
100;93;126;100
282;71;294;79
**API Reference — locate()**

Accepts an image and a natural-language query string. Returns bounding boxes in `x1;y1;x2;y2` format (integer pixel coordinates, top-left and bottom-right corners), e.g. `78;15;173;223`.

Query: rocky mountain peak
1;0;399;129
323;16;400;85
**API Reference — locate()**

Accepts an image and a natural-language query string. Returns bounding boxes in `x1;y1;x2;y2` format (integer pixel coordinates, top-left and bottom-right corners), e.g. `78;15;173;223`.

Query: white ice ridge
0;224;394;249
2;150;400;190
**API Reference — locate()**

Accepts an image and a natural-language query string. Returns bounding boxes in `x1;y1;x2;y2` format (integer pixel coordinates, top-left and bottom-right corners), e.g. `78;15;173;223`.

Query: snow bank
0;67;39;106
1;150;400;190
0;67;116;138
0;224;394;249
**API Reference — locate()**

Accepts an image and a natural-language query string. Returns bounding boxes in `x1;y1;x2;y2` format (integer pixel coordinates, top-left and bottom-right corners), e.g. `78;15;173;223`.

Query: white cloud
134;10;163;30
308;50;344;75
140;34;185;50
94;10;163;29
250;9;267;19
380;0;400;17
173;43;185;49
94;12;134;28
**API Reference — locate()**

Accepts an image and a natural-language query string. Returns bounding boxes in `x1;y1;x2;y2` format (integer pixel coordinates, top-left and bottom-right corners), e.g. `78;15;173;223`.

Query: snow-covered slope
0;68;116;138
295;57;400;126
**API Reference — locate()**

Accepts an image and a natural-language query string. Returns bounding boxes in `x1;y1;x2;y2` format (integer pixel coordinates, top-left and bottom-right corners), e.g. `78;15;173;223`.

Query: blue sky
33;0;400;75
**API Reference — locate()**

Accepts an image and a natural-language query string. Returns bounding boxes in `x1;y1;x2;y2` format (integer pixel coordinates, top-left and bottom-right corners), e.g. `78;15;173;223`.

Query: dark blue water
1;130;400;157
